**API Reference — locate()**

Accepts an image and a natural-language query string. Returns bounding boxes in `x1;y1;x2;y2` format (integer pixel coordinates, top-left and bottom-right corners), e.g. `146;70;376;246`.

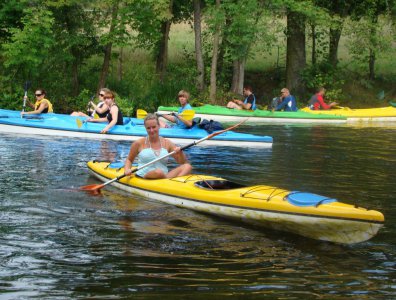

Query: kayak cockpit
195;180;246;190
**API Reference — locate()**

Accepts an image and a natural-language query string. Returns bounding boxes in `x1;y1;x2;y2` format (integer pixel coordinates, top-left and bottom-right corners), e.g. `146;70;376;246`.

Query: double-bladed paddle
21;81;31;117
137;109;195;120
76;118;85;128
79;119;247;193
76;114;100;129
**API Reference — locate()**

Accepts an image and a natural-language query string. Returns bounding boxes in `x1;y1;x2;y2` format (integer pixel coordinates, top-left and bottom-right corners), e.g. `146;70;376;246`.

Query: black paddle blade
24;81;31;91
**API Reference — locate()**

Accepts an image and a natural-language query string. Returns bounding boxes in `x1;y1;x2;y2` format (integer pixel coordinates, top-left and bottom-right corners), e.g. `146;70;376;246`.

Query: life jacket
244;94;257;110
308;94;319;110
34;98;53;113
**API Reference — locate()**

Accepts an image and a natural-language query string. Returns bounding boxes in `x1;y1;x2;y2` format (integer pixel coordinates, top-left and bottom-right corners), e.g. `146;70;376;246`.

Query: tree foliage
0;0;395;112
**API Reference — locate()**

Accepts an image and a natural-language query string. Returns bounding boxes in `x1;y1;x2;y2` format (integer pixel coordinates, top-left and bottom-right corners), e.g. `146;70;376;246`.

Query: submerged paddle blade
79;183;104;195
137;109;148;119
76;118;83;128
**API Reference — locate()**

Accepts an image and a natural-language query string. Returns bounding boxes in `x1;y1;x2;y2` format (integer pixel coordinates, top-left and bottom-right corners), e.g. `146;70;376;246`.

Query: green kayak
158;104;347;125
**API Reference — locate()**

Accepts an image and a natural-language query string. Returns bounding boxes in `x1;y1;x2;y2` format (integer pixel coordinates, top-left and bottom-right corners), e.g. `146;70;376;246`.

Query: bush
301;62;345;101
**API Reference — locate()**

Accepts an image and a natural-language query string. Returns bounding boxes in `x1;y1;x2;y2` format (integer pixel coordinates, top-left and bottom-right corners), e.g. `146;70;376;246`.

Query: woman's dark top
107;105;124;125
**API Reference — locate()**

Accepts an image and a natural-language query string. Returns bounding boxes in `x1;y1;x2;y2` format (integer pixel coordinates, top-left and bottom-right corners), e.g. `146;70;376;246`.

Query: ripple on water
0;129;395;298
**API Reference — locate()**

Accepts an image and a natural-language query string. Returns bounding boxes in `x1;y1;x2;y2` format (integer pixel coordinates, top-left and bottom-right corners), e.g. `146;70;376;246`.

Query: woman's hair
103;90;116;99
99;88;111;95
178;90;190;99
144;113;160;125
36;88;46;95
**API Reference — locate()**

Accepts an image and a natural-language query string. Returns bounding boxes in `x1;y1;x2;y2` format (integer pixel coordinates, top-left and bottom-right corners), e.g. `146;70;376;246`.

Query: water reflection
0;126;395;298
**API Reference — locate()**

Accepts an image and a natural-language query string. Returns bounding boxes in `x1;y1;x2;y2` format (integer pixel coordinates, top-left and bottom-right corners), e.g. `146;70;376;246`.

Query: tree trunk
369;49;375;80
285;10;306;97
71;58;79;97
231;58;245;95
311;23;316;65
217;16;231;78
69;46;80;96
155;21;171;82
156;0;173;83
209;0;221;104
97;4;119;91
368;15;378;80
193;0;205;93
118;47;123;82
329;24;343;67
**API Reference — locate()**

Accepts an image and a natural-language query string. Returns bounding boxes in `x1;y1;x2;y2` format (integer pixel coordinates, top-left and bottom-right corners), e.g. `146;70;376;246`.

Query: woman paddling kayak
21;88;53;116
124;113;192;179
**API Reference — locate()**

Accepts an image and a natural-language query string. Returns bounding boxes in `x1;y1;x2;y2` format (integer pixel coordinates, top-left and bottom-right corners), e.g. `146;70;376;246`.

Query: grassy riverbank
167;23;396;108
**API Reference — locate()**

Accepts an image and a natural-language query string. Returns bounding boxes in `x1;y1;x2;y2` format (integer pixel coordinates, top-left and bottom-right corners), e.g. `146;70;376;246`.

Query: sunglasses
99;93;105;97
35;93;43;96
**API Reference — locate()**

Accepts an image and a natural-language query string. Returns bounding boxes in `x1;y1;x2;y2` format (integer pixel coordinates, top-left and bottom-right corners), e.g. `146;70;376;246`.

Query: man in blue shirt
275;88;297;111
226;85;257;110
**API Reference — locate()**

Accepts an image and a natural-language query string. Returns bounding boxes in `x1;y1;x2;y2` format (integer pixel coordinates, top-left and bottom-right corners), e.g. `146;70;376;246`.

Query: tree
97;2;120;91
208;0;223;103
2;6;55;85
0;0;25;43
285;9;306;95
347;0;395;80
314;0;353;67
227;0;264;94
193;0;205;93
50;1;100;96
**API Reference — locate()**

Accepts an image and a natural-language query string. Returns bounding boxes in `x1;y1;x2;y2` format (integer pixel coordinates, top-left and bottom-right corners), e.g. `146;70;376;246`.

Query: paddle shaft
92;119;247;190
21;81;30;116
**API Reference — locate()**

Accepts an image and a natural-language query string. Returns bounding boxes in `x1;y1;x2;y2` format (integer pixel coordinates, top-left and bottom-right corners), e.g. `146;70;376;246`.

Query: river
0;123;395;299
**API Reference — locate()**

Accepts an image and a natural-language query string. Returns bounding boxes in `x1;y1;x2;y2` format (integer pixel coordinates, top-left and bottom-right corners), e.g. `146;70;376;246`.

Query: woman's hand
174;146;181;153
124;167;137;176
100;127;109;134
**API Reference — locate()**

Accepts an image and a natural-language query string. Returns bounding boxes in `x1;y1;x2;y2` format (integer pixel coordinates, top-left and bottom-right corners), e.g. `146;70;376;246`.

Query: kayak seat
286;191;337;207
195;180;246;190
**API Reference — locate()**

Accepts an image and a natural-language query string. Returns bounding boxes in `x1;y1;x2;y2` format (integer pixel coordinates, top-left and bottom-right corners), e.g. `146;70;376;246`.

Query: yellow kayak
87;161;384;244
301;106;396;122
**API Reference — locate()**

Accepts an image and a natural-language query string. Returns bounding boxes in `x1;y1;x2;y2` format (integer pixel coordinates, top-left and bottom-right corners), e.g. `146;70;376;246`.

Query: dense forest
0;0;395;115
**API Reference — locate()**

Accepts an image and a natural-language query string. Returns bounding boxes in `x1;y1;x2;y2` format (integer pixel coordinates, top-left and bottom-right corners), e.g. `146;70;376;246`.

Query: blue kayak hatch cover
287;192;337;207
107;161;125;169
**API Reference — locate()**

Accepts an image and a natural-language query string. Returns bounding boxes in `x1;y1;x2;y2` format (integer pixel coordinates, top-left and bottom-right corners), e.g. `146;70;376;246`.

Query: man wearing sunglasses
21;88;53;116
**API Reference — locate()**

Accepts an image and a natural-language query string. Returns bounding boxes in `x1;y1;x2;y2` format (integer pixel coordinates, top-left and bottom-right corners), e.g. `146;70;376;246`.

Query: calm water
0;123;395;299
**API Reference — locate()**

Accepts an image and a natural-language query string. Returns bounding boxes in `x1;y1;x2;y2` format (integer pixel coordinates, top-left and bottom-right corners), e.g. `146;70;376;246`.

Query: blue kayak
0;109;272;148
